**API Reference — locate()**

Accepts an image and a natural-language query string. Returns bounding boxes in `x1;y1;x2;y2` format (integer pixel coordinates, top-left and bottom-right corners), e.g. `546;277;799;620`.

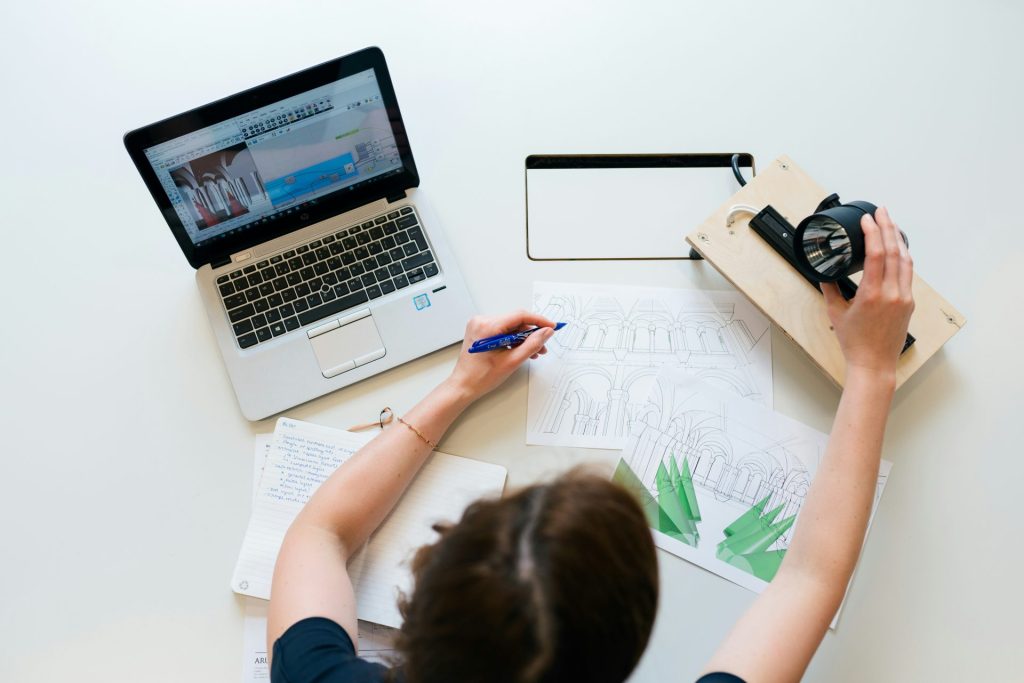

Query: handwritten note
232;418;507;628
243;436;400;680
232;421;373;600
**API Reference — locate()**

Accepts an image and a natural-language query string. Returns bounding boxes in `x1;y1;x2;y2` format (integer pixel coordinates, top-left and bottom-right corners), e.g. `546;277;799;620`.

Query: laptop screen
141;68;403;251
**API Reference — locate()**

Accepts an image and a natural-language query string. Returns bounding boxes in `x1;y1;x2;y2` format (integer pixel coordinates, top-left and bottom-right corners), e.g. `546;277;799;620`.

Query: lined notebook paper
232;418;507;628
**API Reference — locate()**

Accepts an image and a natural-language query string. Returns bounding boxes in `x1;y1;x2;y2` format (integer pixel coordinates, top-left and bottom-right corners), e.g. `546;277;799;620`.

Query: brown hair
394;469;659;683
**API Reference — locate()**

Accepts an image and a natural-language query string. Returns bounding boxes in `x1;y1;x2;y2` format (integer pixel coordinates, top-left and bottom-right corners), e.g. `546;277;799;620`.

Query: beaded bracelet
396;415;438;449
348;406;437;450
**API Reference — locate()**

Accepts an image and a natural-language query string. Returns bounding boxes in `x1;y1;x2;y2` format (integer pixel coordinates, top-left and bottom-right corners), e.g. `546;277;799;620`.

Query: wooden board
685;155;965;390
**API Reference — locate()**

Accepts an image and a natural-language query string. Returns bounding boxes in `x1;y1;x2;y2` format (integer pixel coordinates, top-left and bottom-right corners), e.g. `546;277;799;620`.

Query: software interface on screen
143;69;402;249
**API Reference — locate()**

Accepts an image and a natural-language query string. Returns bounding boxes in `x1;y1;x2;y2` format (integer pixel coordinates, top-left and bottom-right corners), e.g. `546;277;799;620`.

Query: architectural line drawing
616;367;891;602
527;282;773;449
622;394;814;547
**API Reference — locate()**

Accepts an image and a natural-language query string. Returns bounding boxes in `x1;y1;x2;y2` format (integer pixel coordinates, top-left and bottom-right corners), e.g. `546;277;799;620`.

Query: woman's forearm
293;378;475;557
268;313;554;650
779;367;895;591
702;209;914;682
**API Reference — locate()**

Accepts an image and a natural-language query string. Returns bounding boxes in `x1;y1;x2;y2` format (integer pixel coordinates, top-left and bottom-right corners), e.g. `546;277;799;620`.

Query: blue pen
468;322;567;353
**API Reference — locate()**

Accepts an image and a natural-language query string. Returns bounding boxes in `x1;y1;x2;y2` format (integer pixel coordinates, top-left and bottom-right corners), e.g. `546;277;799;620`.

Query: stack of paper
241;437;403;682
528;281;892;626
232;418;507;628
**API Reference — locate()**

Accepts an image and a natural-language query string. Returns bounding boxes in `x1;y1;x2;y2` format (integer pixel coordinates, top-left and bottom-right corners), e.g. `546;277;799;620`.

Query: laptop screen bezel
123;47;419;269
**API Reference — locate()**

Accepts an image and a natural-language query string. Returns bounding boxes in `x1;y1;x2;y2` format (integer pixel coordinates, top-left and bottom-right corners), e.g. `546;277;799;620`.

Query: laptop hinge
386;190;407;203
211;256;231;269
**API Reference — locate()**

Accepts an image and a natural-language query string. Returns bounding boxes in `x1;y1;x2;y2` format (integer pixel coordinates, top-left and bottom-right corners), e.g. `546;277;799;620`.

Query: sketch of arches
528;286;771;446
725;320;757;359
707;455;727;486
571;387;592;413
633;325;652;352
587;403;606;436
634;376;664;428
691;446;713;481
732;457;771;503
705;328;728;354
600;324;623;350
551;387;589;433
732;465;752;499
692;368;758;399
657;326;673;352
560;364;615;388
623;367;660;392
682;326;704;352
665;415;689;441
580;322;604;349
611;364;893;595
677;311;723;324
630;299;673;320
784;470;810;498
537;364;614;435
635;403;660;429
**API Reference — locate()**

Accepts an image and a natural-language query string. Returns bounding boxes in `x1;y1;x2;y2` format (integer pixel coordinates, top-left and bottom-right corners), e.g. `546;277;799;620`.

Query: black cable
730;153;747;187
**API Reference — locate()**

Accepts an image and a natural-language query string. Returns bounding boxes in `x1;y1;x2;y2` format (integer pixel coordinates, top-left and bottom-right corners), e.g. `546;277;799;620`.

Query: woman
267;207;915;683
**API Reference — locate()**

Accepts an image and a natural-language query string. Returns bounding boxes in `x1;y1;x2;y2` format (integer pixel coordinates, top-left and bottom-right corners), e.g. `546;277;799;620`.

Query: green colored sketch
612;458;661;525
613;456;702;547
716;495;795;582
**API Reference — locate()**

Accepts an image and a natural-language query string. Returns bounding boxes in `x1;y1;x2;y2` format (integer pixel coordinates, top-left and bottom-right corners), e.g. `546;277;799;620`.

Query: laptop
125;47;476;420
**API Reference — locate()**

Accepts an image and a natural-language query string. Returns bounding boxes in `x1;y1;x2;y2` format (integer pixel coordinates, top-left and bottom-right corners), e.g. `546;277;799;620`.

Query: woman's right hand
821;207;915;380
444;310;557;404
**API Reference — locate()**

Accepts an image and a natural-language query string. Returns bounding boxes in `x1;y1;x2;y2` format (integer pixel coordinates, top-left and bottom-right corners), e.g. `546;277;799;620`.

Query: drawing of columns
631;426;661;482
605;389;628;437
572;413;590;435
550;396;572;433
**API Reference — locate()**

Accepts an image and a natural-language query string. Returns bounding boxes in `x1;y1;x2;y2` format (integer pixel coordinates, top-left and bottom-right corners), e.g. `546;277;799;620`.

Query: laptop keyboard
215;206;438;349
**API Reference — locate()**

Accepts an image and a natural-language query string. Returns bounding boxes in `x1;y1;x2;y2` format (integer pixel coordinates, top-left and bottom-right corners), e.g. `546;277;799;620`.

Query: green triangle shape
719;549;788;582
679;456;701;523
612;459;662;529
723;495;772;538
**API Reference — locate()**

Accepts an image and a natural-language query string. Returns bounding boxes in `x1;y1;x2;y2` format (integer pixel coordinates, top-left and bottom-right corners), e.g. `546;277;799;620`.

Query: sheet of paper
242;435;399;681
232;418;507;628
613;368;891;625
232;422;374;600
355;620;400;666
242;599;270;682
528;281;773;450
252;434;272;495
242;436;273;683
346;450;507;626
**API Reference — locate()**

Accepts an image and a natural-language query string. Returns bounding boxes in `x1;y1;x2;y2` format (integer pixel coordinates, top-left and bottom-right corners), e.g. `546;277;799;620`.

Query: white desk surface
3;1;1022;680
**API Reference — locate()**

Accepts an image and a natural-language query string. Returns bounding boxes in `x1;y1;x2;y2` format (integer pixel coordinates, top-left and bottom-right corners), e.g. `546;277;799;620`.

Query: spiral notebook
231;417;507;628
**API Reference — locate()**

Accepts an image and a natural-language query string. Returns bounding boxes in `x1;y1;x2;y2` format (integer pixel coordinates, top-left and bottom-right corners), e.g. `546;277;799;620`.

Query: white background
2;1;1022;680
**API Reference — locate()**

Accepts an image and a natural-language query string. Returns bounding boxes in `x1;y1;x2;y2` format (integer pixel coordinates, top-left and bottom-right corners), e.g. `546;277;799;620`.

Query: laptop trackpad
310;314;386;378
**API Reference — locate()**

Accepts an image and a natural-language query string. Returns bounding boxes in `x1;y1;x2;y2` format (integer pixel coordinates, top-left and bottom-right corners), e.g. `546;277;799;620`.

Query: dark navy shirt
272;618;397;682
271;617;746;683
